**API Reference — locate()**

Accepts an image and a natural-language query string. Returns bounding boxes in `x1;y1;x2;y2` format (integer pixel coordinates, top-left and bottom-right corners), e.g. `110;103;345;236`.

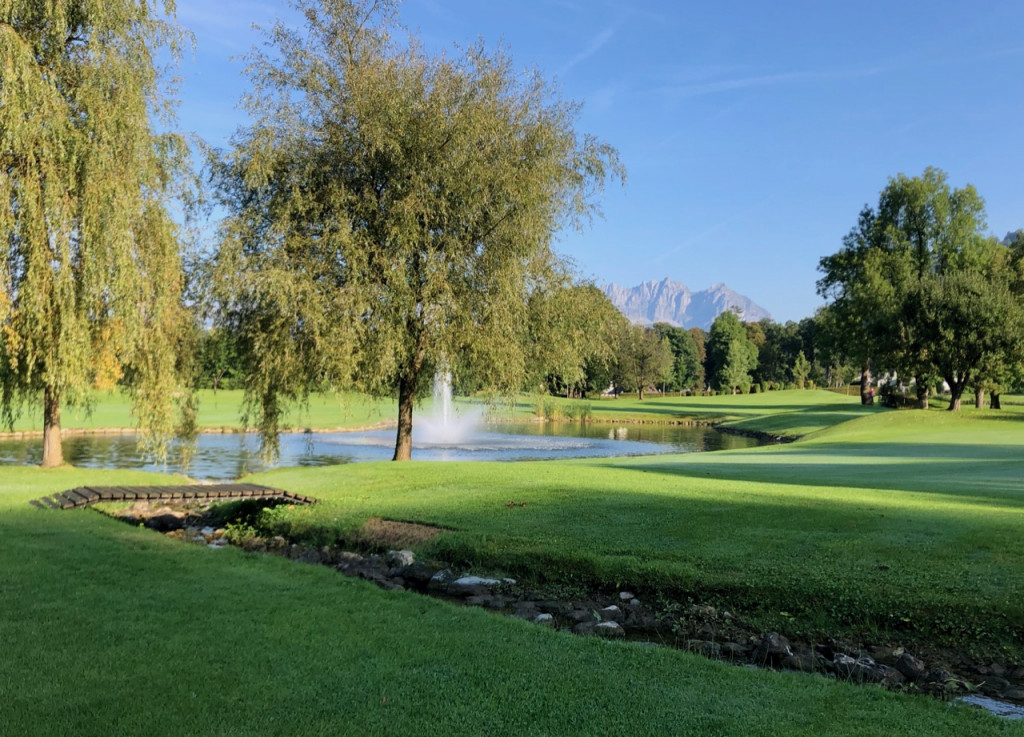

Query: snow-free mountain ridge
602;278;771;330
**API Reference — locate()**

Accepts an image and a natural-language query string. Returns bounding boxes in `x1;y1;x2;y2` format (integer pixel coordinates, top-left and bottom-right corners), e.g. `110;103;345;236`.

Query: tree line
2;0;1021;468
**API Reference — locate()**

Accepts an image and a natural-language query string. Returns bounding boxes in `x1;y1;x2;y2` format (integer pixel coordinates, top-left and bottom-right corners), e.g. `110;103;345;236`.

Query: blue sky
172;0;1024;323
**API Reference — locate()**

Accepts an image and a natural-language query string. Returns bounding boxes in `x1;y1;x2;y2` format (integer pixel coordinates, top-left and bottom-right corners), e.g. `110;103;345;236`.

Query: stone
753;632;793;664
832;654;905;685
386;549;415;568
533;613;555;627
979;676;1011;698
721;642;750;658
697;622;717;639
427;569;455;593
782;653;825;673
629;598;641;607
687;640;721;658
594;621;625;638
599;605;623;622
927;668;956;685
241;536;266;552
689;604;717;618
145;512;186;532
1001;686;1024;701
513;601;540;618
618;591;636;601
334;551;365;570
895;652;927;681
566;608;596;624
297;548;322;565
401;562;439;589
465;594;512;611
448;576;502;596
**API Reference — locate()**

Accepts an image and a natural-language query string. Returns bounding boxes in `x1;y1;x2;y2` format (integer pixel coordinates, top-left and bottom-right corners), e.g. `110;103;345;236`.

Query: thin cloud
657;67;884;99
559;26;616;76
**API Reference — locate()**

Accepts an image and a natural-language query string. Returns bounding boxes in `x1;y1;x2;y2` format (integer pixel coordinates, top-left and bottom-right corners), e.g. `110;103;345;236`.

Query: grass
504;389;869;439
236;406;1024;658
3;468;1021;735
1;389;397;434
4;393;1024;734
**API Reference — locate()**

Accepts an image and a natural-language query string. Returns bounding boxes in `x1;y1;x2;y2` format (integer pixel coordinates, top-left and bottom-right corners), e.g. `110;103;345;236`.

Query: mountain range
602;278;771;330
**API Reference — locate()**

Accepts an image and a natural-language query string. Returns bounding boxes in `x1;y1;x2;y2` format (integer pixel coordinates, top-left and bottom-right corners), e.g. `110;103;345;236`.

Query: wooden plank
63;489;91;507
75;487;101;504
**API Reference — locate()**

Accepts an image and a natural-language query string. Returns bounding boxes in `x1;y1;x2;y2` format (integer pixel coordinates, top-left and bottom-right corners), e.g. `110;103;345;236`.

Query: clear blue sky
173;0;1024;323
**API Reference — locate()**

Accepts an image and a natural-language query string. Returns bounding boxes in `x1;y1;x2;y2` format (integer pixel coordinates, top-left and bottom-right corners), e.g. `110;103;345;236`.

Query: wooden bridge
29;483;316;510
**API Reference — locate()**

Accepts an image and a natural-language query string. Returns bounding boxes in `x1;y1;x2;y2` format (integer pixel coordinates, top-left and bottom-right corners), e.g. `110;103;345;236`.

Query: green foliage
612;325;674;400
0;0;196;465
792;351;811;389
818;167;1024;411
211;0;623;459
707;311;758;394
533;284;628;397
653;323;702;391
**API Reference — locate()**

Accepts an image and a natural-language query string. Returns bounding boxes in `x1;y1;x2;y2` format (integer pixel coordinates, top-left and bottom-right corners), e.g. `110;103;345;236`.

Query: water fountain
414;371;483;446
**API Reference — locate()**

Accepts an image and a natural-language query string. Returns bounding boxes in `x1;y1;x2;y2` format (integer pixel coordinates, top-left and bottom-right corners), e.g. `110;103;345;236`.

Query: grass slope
2;469;1018;736
510;389;868;439
244;408;1024;656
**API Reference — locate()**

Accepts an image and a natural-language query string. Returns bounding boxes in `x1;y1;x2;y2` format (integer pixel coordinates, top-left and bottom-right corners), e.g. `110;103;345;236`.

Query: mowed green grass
2;469;1020;736
1;389;397;433
246;407;1024;655
507;389;871;439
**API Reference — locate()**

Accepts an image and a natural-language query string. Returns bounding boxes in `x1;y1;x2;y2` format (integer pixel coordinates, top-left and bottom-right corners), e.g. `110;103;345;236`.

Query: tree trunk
992;392;1002;410
860;359;873;405
974;387;984;409
637;385;644;401
393;372;416;461
42;385;63;468
915;376;929;410
946;377;966;412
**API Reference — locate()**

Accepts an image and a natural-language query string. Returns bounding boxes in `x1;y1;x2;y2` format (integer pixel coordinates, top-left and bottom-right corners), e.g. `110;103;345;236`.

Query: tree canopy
818;167;1024;410
0;0;195;466
707;310;757;394
211;0;623;459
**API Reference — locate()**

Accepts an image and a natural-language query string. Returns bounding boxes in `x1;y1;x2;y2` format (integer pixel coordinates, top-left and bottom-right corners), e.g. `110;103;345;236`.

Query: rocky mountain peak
602;279;771;330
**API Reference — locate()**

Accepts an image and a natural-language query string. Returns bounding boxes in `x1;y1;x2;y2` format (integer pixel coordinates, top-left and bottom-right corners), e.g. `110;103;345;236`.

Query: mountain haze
602;278;771;330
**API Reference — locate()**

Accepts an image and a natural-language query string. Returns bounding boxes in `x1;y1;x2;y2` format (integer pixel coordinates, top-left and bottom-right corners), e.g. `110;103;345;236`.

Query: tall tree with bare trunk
0;0;196;466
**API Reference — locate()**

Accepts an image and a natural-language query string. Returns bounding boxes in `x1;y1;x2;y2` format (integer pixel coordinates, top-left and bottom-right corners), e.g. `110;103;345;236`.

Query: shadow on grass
613;442;1024;505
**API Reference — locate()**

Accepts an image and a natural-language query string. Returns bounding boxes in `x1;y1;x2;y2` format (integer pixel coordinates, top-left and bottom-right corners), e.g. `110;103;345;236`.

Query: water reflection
0;422;763;480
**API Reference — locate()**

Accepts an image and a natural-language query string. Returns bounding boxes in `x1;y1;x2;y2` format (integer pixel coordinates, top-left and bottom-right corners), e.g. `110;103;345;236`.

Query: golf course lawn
3;393;1024;735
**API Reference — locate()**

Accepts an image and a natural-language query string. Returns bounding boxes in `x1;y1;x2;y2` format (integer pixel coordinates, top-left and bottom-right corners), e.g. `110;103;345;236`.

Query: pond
0;422;764;480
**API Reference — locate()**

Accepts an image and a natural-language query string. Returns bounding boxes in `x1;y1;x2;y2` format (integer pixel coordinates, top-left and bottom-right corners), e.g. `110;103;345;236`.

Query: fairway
4;396;1024;735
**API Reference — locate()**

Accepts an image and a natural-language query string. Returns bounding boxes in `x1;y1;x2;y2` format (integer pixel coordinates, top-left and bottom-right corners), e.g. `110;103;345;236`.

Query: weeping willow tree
212;0;622;460
0;1;196;467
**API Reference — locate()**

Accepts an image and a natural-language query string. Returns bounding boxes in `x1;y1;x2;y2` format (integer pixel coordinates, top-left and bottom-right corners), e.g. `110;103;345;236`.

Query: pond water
0;422;763;480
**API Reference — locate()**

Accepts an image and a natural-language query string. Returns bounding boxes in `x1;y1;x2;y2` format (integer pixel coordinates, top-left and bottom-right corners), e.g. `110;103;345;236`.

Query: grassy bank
3;468;1020;736
0;389;397;434
237;408;1024;659
508;389;870;439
